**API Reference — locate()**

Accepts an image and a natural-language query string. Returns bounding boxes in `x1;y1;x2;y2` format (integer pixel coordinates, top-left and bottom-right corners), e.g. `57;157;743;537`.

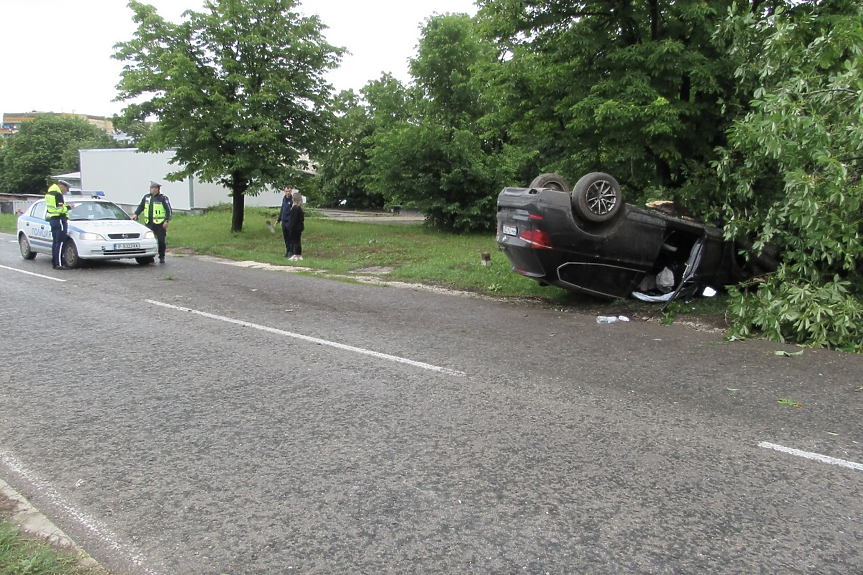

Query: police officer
45;180;71;269
132;181;172;263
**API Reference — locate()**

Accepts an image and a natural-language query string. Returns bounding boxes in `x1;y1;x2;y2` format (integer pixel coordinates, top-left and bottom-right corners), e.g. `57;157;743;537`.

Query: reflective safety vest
141;195;168;224
45;184;69;219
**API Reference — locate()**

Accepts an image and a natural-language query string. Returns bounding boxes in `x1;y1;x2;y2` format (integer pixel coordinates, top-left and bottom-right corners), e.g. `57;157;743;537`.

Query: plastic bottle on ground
596;315;630;324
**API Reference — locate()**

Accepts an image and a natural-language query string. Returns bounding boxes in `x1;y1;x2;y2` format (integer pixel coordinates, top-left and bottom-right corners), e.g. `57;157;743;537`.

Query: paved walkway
317;208;424;224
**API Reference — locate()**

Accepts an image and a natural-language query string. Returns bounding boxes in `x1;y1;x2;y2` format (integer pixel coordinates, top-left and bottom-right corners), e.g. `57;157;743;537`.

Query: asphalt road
1;233;861;575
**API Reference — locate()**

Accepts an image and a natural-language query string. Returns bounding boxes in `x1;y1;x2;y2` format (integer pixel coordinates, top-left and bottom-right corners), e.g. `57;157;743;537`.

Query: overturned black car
496;172;777;301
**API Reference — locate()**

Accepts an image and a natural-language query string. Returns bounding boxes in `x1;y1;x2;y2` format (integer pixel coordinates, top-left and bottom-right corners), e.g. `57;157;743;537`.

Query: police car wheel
62;241;81;269
136;256;156;265
19;234;36;260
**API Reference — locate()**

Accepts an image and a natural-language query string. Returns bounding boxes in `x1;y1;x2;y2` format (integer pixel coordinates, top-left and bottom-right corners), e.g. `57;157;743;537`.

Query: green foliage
368;121;499;232
0;521;91;575
476;0;745;204
315;81;405;209
718;3;863;350
109;116;153;145
113;0;344;231
659;301;689;326
728;275;863;352
366;13;516;233
0;142;6;188
296;172;323;207
0;115;120;194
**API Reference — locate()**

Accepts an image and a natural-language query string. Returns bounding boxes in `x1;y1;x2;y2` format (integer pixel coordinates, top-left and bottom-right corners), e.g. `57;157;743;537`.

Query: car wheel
529;173;571;192
136;256;156;265
572;172;623;222
62;241;81;269
18;234;36;260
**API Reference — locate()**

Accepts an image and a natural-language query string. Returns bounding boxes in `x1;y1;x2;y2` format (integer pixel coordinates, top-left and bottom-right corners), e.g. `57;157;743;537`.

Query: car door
21;201;52;253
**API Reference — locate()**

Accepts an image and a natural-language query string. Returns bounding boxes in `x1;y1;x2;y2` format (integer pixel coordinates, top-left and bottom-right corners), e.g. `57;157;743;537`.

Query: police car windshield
67;201;130;221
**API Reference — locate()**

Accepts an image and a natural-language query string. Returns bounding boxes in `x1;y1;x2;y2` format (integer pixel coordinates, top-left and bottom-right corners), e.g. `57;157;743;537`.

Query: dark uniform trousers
148;223;167;259
49;217;68;267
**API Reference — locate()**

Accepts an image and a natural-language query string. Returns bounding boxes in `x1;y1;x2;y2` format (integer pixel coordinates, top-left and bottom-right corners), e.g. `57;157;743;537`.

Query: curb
0;477;103;570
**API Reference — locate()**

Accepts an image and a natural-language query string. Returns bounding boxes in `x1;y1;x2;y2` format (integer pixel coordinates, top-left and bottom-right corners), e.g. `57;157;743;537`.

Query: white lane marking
759;441;863;471
0;449;162;575
0;264;66;282
146;299;467;377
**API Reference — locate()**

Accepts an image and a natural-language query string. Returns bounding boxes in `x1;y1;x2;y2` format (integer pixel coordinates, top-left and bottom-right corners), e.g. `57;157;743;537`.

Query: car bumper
75;238;159;259
496;231;549;278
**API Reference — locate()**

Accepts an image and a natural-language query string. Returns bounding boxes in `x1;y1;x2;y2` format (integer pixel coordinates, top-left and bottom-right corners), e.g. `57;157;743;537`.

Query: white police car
17;193;159;268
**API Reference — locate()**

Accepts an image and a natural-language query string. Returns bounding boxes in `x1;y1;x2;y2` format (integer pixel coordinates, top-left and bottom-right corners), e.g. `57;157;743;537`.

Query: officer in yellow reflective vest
131;181;172;263
45;180;71;269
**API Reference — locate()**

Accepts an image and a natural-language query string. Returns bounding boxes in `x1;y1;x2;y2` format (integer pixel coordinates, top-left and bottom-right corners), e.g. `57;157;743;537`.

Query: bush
728;273;863;352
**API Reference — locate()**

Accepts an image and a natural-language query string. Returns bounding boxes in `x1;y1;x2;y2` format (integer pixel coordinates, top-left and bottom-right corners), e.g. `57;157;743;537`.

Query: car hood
68;220;151;234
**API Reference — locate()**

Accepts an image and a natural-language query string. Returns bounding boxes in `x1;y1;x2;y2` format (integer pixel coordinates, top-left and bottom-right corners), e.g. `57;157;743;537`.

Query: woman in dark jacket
276;186;293;257
287;192;305;261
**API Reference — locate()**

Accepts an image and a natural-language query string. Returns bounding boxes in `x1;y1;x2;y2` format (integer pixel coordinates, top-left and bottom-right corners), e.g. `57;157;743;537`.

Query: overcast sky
1;0;478;119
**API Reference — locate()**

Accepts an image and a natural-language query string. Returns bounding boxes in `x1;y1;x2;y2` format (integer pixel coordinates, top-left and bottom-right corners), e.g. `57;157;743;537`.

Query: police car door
23;201;52;253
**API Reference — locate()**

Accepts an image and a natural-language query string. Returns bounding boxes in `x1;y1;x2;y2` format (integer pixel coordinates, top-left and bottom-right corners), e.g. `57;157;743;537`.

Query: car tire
529;173;571;192
136;256;156;265
572;172;623;222
19;234;36;260
62;241;81;269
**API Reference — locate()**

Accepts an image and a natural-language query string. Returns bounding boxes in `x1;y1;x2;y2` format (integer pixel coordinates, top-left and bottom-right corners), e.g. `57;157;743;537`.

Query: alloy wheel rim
586;180;617;215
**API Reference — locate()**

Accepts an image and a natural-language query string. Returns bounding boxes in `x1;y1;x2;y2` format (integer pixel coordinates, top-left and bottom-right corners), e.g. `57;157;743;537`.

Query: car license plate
502;224;518;236
113;242;140;250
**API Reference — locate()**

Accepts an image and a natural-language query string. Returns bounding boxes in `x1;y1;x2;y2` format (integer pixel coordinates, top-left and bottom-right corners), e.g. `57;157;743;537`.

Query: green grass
0;521;101;575
0;206;730;320
0;213;18;233
168;206;568;299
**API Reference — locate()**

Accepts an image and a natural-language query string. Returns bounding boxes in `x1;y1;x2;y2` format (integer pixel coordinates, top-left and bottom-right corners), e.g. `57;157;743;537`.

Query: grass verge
0;520;103;575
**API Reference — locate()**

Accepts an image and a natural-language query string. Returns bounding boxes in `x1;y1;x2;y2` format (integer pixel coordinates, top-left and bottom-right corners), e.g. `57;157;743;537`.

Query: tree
113;0;343;232
315;77;410;209
0;115;120;194
475;0;793;206
716;1;863;350
366;13;514;232
0;142;6;190
110;116;154;146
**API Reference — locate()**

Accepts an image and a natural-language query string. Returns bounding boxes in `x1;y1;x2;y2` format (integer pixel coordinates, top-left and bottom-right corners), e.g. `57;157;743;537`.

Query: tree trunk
649;0;659;41
230;172;248;233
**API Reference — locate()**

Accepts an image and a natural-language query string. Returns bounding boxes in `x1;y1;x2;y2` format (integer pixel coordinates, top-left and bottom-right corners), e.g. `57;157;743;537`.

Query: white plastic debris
596;315;630;324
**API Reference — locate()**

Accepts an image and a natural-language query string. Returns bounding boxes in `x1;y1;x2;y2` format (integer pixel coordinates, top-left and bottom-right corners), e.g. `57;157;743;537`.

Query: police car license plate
113;242;140;250
502;224;518;236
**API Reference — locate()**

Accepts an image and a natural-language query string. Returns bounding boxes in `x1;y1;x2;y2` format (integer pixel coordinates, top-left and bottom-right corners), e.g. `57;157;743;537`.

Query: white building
79;148;287;211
